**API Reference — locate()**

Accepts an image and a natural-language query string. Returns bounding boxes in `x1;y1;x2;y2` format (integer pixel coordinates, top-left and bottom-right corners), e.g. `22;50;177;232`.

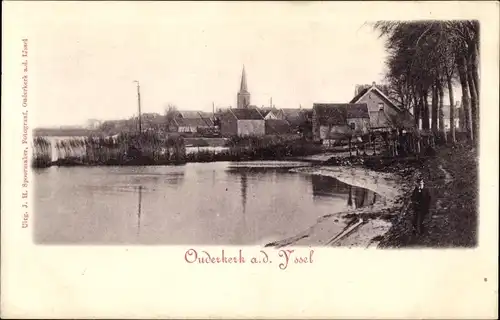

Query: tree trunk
372;134;376;155
413;95;420;128
431;83;438;135
438;81;447;144
467;55;479;142
471;43;479;102
348;137;352;158
457;55;473;141
422;90;430;130
446;74;456;144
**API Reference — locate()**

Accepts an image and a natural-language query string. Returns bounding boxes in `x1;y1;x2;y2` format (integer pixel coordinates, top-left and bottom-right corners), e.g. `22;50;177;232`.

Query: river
34;161;386;245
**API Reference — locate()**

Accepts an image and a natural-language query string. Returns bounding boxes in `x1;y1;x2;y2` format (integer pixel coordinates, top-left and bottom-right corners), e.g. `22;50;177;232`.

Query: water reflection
164;171;185;187
241;170;248;214
137;185;143;235
35;163;385;244
311;175;379;209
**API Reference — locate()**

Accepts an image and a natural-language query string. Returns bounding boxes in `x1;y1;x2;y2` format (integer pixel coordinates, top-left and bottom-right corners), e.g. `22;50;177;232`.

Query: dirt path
438;164;453;183
379;145;477;248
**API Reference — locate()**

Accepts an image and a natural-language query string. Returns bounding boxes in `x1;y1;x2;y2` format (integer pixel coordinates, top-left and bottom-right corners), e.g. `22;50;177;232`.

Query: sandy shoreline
265;165;413;248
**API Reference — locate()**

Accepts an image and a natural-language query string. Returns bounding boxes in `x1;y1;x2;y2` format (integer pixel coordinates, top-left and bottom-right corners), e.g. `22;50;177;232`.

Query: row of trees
374;20;479;144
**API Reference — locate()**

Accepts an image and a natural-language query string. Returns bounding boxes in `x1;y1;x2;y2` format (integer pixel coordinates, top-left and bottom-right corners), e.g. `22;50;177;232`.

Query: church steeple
240;65;248;92
237;65;251;108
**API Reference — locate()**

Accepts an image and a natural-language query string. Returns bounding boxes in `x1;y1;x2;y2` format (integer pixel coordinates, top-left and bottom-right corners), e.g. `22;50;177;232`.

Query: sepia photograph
31;18;479;248
2;1;498;319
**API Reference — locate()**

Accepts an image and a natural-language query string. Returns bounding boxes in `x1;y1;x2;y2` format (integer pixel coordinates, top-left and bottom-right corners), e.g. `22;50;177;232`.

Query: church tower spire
237;65;251;108
240;65;248;92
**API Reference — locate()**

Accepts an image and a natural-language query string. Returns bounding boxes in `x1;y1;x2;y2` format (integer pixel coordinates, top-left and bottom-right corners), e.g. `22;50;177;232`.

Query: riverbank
379;143;478;248
265;165;413;248
264;143;478;248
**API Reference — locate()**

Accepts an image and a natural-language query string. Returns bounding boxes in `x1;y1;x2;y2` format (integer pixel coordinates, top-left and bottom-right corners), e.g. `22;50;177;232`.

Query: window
378;103;384;111
349;122;356;130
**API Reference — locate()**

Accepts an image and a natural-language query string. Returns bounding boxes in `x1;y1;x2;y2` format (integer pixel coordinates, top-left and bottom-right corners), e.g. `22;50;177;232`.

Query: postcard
1;1;498;319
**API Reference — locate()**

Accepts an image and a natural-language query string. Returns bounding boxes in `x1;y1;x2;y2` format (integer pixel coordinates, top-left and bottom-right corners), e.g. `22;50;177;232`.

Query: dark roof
281;108;303;119
265;119;291;134
313;103;369;125
177;110;204;119
229;108;264;120
174;117;213;127
313;104;347;125
198;111;213;119
350;86;400;111
350;88;370;104
282;108;309;125
259;107;280;117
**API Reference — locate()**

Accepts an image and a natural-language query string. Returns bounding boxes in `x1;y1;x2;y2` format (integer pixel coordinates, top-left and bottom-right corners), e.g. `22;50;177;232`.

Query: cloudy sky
10;2;393;127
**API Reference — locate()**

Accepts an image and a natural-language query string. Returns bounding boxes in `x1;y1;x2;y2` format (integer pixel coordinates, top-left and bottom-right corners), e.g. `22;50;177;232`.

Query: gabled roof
258;107;281;117
265;119;292;134
281;108;308;126
229;108;264;120
350;85;401;111
198;111;213;119
313;103;369;125
173;117;213;127
176;110;204;119
281;108;303;119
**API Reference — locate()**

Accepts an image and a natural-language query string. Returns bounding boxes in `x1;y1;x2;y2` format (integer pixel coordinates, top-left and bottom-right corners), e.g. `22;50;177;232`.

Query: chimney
372;81;376;87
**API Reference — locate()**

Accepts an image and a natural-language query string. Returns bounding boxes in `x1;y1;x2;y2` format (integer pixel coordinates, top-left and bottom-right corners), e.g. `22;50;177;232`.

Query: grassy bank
378;143;478;248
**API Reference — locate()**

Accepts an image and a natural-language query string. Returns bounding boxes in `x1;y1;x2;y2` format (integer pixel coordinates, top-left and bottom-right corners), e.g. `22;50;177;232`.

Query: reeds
46;132;186;166
32;133;326;166
32;136;52;168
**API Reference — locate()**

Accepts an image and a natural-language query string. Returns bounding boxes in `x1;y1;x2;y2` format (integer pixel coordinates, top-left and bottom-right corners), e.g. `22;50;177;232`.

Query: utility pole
133;80;142;133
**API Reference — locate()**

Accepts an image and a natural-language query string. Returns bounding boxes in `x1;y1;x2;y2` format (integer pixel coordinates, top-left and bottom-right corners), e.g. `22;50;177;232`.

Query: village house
312;103;370;142
270;108;312;136
258;107;284;120
281;108;309;126
265;119;292;135
220;108;265;137
166;110;215;134
350;82;411;131
168;117;214;133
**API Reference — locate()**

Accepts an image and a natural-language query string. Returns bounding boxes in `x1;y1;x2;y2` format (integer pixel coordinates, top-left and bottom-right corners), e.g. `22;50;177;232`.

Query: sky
16;2;391;128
